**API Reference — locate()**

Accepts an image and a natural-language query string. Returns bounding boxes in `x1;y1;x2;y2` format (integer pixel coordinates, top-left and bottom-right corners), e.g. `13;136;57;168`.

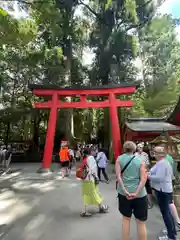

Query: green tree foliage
88;0;155;85
0;0;91;143
139;15;179;93
131;15;180;117
0;0;179;147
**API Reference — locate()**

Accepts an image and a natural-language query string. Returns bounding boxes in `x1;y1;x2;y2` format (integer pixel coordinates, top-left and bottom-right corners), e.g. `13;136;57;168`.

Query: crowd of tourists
58;141;180;240
59;143;109;181
115;141;180;240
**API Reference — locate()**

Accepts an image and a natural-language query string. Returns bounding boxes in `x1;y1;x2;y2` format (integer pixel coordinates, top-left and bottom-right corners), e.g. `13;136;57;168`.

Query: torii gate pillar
109;92;121;160
42;93;58;169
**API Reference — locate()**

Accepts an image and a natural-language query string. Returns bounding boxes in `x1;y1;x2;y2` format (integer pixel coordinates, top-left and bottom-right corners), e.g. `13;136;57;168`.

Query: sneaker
148;202;153;209
158;236;168;240
158;236;176;240
162;229;167;234
176;222;180;231
158;235;177;240
162;227;179;237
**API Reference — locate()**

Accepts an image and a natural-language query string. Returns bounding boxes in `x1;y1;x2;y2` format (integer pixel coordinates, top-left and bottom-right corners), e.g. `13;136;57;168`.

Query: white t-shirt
69;149;74;157
96;152;108;168
85;155;98;181
75;150;81;158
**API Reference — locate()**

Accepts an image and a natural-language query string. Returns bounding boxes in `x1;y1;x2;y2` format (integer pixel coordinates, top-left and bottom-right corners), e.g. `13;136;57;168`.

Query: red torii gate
29;84;138;172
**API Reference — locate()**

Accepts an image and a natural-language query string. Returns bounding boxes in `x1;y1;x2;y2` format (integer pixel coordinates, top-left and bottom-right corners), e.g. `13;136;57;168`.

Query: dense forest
0;0;180;150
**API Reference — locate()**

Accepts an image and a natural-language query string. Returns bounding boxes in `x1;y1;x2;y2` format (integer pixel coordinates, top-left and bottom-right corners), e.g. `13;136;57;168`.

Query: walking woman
96;149;109;183
81;148;109;217
149;146;176;240
115;141;148;240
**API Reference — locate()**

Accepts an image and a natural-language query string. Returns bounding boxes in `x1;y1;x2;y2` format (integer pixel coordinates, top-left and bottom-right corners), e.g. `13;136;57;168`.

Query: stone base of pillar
37;168;53;174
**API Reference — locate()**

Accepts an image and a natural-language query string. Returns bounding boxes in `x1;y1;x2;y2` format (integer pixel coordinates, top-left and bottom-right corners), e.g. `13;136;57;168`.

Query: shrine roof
167;97;180;126
125;121;180;132
126;97;180;132
29;83;139;91
127;117;166;122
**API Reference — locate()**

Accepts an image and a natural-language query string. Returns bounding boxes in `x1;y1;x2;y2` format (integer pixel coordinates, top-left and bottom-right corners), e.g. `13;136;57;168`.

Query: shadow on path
0;164;165;240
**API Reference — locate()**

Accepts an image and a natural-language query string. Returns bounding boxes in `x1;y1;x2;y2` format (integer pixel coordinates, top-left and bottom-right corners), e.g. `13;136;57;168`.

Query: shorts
61;161;70;168
118;193;148;221
145;179;152;194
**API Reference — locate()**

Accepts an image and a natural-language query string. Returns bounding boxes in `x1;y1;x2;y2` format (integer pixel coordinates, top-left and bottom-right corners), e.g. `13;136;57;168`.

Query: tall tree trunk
32;110;41;151
5;77;17;147
5;123;10;147
62;6;74;143
103;108;110;149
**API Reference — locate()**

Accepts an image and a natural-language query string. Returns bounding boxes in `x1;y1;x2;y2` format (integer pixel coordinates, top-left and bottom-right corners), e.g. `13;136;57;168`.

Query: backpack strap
121;155;135;175
80;156;88;169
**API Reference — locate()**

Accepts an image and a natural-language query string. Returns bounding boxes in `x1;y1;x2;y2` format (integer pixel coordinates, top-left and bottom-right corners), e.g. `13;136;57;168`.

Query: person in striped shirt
135;143;153;209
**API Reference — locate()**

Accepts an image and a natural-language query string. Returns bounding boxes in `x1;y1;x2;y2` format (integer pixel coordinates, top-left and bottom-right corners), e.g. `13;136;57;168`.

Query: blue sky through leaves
161;0;180;19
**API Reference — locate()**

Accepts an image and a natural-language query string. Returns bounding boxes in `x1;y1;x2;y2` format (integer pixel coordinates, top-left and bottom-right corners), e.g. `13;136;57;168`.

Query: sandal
80;212;92;217
99;204;109;213
148;202;153;209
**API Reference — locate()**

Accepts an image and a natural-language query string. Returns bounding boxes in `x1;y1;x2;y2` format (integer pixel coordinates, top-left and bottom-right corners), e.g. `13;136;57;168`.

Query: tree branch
78;0;111;28
136;0;153;9
127;0;167;32
18;0;45;8
124;0;154;32
126;12;154;32
78;0;99;19
18;0;33;5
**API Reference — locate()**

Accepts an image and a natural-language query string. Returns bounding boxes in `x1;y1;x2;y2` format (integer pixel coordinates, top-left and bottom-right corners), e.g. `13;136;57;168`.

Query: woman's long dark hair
83;148;90;158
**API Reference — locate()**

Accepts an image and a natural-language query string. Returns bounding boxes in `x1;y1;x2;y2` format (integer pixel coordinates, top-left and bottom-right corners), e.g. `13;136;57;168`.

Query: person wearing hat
59;143;70;178
148;146;176;240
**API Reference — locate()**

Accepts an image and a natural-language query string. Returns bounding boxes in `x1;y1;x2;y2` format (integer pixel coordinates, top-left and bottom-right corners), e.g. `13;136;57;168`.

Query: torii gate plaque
29;84;137;172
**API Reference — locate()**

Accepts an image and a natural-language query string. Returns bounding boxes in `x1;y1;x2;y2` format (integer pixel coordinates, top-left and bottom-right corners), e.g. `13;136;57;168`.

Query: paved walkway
0;163;165;240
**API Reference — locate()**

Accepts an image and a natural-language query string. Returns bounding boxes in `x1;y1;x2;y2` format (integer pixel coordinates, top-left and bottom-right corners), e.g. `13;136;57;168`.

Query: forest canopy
0;0;180;147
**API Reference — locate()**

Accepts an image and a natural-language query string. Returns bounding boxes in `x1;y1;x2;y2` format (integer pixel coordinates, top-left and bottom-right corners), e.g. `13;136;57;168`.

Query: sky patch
160;0;180;18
